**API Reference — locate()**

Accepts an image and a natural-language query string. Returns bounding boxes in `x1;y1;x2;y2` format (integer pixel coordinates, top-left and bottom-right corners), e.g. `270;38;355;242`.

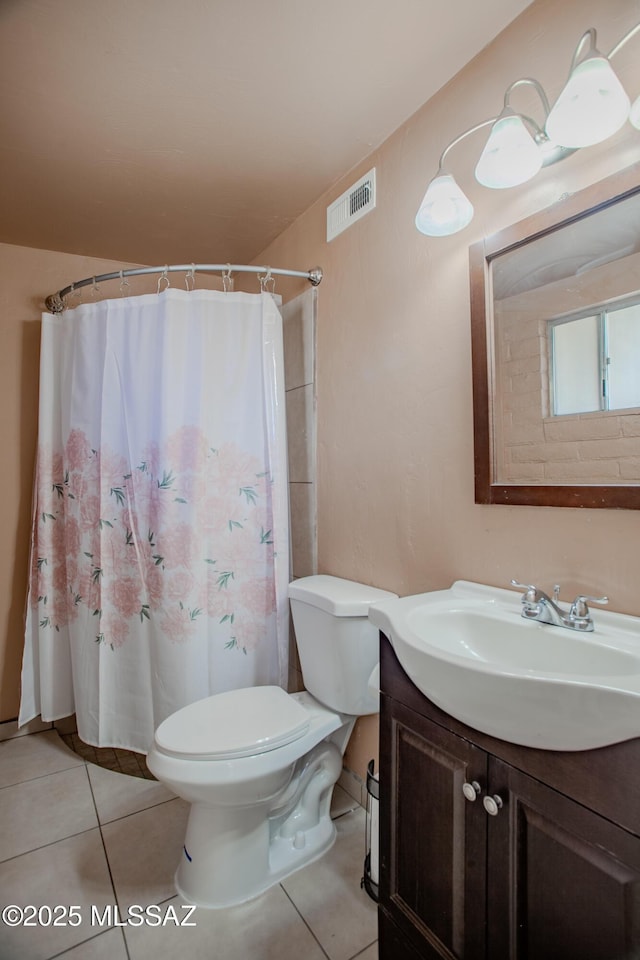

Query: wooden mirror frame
470;163;640;509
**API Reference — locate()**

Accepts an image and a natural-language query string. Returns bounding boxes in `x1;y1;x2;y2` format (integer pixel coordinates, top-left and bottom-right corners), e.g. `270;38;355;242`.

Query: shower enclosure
20;265;320;753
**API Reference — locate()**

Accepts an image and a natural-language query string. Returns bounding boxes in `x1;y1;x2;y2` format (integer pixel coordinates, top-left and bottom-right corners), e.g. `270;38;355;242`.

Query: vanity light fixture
415;22;640;237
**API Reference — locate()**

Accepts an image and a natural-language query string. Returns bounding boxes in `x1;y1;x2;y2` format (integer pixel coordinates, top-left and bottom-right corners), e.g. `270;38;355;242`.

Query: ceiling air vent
326;168;376;242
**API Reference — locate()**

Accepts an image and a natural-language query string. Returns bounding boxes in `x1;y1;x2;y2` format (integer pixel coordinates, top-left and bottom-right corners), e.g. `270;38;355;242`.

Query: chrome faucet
510;580;608;632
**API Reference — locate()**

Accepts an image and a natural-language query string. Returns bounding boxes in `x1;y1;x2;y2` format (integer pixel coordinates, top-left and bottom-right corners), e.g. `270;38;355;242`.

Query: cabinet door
379;907;428;960
488;757;640;960
380;696;488;960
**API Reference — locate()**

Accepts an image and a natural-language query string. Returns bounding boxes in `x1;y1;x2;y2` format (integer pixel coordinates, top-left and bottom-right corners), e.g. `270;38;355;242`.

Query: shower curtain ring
119;270;130;296
265;268;275;294
157;266;170;294
222;264;234;293
91;277;100;298
258;267;274;294
185;264;196;291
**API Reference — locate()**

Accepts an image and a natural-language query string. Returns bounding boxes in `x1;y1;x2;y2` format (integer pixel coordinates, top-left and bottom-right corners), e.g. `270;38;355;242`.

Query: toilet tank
288;575;398;715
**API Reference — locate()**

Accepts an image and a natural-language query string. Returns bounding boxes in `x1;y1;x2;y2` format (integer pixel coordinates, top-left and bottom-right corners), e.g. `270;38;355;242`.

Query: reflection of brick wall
493;255;640;485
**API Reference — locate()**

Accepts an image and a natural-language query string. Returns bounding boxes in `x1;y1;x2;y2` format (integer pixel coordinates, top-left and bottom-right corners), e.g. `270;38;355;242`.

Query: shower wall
282;289;317;691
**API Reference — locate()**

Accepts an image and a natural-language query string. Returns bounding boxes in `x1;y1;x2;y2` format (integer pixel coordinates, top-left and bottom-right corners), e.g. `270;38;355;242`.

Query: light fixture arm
504;77;551;118
568;22;640;68
438;65;593;175
438;107;546;176
437;118;497;173
415;18;640;238
516;113;547;139
569;28;598;72
609;22;640;59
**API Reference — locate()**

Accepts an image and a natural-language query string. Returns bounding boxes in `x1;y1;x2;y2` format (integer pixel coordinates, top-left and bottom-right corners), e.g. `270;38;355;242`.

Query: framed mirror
470;163;640;509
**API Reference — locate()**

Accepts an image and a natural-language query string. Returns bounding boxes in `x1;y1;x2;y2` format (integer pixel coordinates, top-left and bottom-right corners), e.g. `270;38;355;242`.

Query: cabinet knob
462;781;481;802
483;794;504;816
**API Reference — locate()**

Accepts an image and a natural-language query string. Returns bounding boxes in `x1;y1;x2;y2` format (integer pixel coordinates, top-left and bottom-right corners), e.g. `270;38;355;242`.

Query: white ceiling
0;0;532;266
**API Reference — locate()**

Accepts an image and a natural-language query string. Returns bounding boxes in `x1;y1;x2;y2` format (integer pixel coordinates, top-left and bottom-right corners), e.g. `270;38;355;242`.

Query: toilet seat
154;686;311;760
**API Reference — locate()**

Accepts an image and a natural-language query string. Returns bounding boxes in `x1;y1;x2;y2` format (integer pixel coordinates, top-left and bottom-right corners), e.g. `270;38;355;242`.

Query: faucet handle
570;594;609;618
510;580;539;603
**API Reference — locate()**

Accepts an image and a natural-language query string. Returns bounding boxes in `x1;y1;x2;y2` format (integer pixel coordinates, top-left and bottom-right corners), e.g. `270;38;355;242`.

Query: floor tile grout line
89;770;133;960
93;793;180;828
331;805;361;822
82;760;99;820
92;808;131;960
0;763;98;865
279;882;332;960
0;759;87;791
92;788;188;955
0;823;103;867
0;767;173;865
0;721;55;739
45;926;126;960
278;808;377;960
348;938;378;960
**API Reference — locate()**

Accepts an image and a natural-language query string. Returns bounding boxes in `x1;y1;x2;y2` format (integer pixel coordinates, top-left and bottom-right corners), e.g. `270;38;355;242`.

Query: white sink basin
369;580;640;751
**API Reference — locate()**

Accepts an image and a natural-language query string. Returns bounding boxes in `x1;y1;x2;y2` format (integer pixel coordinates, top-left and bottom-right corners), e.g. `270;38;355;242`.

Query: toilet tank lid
288;575;397;616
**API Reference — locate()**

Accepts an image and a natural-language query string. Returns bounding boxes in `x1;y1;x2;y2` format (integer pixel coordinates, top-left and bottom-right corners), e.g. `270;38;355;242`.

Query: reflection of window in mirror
550;300;640;416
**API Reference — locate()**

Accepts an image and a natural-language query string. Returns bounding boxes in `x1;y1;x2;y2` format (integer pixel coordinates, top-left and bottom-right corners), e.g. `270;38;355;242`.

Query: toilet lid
154;686;311;760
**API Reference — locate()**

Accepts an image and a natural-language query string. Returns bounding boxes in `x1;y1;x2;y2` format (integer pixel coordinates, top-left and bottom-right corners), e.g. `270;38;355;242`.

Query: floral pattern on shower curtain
20;289;290;753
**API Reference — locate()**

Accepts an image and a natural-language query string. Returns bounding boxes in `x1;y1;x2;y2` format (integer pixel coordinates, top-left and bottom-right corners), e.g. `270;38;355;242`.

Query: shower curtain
19;288;290;753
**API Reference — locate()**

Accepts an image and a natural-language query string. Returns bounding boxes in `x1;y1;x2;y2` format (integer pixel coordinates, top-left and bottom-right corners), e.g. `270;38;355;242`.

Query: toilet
146;574;397;908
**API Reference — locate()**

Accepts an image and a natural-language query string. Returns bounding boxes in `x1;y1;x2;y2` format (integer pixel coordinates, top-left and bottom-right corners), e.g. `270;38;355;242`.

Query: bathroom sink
369;581;640;751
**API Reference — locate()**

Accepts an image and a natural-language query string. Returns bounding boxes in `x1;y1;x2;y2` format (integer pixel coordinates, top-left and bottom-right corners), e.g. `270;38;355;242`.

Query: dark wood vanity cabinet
378;635;640;960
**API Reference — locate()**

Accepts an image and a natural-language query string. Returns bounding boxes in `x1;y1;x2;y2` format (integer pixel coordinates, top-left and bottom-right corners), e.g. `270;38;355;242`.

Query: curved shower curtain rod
44;263;323;313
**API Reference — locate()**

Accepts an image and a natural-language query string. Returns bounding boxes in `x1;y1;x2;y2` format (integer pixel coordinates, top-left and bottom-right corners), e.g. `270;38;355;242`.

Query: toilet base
175;812;337;909
174;739;344;908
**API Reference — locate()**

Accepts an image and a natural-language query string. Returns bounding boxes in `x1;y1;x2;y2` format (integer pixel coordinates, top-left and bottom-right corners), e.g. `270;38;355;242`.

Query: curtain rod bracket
45;294;65;314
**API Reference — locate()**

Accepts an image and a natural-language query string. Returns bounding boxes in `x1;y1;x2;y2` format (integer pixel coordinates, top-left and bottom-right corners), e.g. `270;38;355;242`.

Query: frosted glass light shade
474;113;543;189
630;94;640;130
414;174;474;236
546;55;630;148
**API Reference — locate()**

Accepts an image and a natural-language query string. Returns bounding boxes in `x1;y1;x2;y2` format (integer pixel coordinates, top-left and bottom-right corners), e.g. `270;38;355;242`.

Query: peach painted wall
255;0;640;778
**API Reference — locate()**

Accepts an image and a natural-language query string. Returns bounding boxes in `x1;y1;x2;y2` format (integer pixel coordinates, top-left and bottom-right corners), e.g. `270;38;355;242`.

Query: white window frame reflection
549;298;640;417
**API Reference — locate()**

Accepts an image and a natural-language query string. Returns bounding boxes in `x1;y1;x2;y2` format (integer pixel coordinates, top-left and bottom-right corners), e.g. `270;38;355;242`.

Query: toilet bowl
146;575;397;908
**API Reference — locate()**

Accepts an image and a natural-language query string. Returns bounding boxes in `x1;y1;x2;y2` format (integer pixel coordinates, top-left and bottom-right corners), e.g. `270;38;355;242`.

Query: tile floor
0;731;378;960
